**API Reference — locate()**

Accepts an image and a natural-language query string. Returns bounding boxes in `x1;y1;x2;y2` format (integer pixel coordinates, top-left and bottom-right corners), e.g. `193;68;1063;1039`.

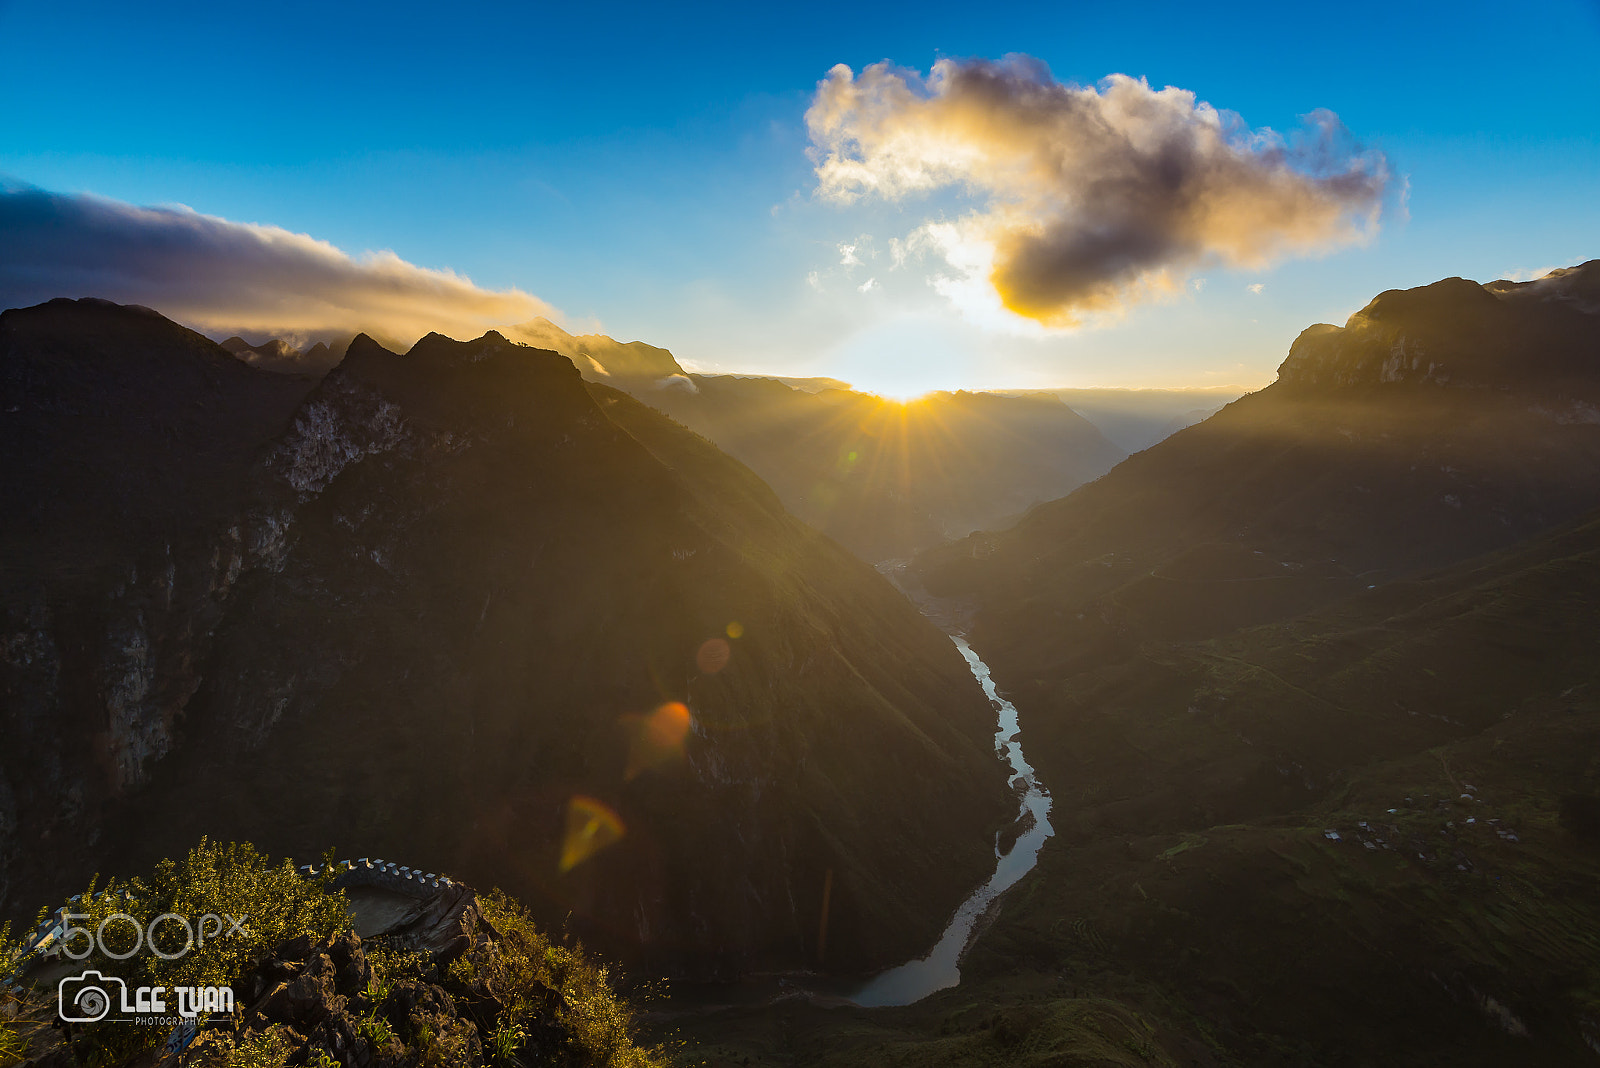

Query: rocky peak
327;330;589;439
503;317;687;380
1275;261;1600;397
0;299;317;558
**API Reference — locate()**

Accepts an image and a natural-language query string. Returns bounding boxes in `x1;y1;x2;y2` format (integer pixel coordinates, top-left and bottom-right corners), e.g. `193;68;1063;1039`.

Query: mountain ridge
917;261;1600;678
0;299;1012;981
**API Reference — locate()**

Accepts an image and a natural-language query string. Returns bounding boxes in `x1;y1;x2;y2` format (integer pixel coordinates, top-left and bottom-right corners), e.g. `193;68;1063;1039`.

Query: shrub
59;838;346;991
475;889;663;1068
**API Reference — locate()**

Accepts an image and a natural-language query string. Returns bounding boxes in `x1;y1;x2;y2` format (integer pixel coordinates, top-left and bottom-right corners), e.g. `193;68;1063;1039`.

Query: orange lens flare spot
559;795;625;874
624;701;692;780
725;621;744;640
696;638;731;674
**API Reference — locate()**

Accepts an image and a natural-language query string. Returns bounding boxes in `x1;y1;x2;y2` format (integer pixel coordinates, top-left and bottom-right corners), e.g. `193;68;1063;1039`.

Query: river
850;633;1055;1007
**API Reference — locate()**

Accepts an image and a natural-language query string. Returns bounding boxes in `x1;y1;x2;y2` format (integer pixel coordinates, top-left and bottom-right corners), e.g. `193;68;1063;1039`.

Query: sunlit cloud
0;183;559;346
859;277;878;292
1500;265;1561;282
806;57;1390;328
1247;282;1265;294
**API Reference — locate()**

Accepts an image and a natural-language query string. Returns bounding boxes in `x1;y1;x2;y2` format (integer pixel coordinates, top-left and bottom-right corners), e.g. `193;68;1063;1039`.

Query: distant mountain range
499;319;1133;561
626;377;1127;562
1036;386;1243;453
0;297;1012;978
208;318;1233;562
219;334;345;375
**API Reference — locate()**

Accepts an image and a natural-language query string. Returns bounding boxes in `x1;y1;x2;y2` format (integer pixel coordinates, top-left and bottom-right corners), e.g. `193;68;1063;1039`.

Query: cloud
858;277;878;292
1246;282;1265;294
1500;265;1561;282
0;183;558;345
806;57;1390;327
838;241;862;268
888;237;908;269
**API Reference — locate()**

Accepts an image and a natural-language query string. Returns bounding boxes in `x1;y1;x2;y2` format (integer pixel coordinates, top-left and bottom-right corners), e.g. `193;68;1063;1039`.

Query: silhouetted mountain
921;262;1600;678
629;377;1128;562
0;300;1011;979
1042;386;1243;452
505;317;687;381
218;334;348;375
491;318;1127;561
1;298;319;569
761;374;853;393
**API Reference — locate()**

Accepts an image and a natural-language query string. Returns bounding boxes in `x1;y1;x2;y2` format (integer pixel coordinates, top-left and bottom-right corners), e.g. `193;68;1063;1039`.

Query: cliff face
0;300;1011;979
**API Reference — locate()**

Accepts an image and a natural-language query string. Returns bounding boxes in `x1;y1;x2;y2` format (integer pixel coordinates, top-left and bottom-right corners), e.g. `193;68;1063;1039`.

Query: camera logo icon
58;971;125;1023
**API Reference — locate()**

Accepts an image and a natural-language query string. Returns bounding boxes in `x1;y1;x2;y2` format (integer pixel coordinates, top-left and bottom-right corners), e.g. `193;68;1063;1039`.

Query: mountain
218;334;347;375
1040;386;1245;453
492;318;1127;562
1;298;320;569
920;262;1600;679
627;377;1127;562
798;262;1600;1065
932;506;1600;1066
0;299;1012;979
677;509;1600;1067
504;317;688;382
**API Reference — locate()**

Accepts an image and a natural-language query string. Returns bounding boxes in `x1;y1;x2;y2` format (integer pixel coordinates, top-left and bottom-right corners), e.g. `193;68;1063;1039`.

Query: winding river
851;633;1055;1007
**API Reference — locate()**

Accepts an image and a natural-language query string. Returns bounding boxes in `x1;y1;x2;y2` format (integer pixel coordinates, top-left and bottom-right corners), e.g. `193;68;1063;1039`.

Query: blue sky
1;0;1596;394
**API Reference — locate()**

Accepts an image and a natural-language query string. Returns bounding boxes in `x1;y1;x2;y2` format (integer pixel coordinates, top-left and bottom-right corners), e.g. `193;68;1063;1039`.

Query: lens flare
624;701;693;779
725;621;744;639
559;795;625;873
696;638;731;674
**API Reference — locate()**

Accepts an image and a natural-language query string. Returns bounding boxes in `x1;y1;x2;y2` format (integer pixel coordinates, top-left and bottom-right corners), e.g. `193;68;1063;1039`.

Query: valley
2;8;1595;1065
3;263;1600;1068
656;263;1600;1065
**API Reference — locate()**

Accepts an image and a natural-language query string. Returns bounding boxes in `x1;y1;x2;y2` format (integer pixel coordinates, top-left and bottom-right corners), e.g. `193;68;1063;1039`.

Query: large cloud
0;184;557;345
806;57;1391;326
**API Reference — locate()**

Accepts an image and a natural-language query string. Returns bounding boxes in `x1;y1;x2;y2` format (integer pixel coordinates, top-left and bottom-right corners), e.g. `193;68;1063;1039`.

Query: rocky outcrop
1277;263;1600;395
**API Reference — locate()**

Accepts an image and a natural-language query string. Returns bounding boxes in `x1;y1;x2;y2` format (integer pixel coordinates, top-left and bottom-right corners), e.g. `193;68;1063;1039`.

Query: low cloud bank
806;57;1391;326
0;184;556;345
